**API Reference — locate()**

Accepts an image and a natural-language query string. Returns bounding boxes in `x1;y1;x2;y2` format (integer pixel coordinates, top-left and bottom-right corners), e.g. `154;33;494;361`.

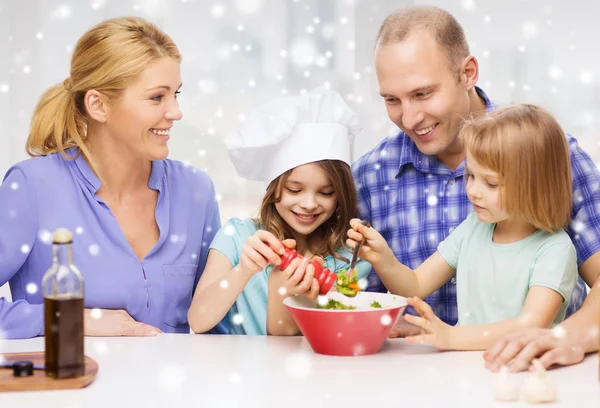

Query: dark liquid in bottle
44;296;85;379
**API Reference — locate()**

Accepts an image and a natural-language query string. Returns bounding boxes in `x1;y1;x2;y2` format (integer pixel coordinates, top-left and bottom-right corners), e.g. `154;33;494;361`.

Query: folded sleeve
529;239;579;303
0;166;44;339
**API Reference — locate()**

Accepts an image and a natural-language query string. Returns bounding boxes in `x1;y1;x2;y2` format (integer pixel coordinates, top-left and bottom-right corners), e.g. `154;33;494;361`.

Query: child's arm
188;230;285;334
267;255;319;336
347;219;455;299
404;286;564;351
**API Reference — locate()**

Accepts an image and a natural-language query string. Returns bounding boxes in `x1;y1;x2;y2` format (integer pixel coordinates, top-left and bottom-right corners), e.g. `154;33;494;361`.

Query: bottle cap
12;360;34;377
53;228;73;244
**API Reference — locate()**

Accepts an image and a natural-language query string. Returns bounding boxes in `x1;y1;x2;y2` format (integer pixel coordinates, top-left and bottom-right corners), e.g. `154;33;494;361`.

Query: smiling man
352;6;600;333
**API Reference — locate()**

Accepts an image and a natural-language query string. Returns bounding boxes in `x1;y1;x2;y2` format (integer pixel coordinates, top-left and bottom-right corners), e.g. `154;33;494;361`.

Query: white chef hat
228;87;362;186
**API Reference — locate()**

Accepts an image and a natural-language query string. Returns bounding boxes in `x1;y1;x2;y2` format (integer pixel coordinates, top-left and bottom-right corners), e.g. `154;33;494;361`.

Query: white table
0;335;598;408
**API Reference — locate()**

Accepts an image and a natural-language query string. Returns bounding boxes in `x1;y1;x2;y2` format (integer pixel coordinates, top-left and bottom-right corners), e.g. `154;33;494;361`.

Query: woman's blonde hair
255;160;358;264
26;16;181;161
462;104;572;232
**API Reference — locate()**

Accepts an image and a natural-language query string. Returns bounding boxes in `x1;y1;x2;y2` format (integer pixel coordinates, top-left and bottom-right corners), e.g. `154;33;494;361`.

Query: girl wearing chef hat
188;87;371;335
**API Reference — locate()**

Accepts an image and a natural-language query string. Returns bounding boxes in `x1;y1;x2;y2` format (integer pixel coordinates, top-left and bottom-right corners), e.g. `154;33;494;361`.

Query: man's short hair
376;6;470;79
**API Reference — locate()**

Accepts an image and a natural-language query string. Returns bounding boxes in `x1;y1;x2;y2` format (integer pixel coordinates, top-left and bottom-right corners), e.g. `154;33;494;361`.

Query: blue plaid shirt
352;87;599;325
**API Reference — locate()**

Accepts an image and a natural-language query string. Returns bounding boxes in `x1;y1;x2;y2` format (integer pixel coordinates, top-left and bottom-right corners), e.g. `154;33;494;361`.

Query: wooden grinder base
0;352;98;392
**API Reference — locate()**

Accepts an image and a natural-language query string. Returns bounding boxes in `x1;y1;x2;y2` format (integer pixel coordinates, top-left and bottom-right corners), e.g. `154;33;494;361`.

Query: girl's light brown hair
255;160;358;263
462;104;572;232
26;17;181;162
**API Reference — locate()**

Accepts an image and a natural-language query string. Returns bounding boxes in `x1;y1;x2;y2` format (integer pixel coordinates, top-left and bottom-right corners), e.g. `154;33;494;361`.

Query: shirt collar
69;147;166;194
395;86;495;176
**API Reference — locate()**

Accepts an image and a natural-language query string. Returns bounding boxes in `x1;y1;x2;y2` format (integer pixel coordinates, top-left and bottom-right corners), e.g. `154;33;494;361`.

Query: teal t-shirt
209;217;371;335
437;213;578;326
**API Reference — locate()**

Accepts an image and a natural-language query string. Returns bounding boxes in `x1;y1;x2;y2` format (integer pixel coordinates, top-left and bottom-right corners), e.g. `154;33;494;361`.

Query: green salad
336;268;360;297
316;299;387;310
317;299;356;310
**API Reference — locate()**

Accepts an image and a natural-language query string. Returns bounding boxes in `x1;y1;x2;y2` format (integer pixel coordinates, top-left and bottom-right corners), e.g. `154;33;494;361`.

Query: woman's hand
84;309;162;336
483;328;586;372
239;230;286;278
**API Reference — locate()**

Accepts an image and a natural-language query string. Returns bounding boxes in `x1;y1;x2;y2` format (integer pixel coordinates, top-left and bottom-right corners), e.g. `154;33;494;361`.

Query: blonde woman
0;17;221;339
348;104;579;351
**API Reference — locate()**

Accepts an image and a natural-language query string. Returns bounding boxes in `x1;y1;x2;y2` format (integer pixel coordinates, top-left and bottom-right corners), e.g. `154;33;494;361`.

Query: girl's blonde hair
26;16;181;162
255;160;358;263
462;104;572;232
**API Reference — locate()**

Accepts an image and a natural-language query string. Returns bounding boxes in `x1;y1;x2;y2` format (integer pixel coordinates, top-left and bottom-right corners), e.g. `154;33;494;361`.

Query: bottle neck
53;242;73;266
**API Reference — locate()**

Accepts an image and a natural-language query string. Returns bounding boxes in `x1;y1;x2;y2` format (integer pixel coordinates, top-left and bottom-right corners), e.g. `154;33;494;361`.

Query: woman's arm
0;167;44;339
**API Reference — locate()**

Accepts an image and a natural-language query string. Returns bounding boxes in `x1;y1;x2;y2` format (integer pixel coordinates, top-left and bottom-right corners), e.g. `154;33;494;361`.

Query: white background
1;0;599;299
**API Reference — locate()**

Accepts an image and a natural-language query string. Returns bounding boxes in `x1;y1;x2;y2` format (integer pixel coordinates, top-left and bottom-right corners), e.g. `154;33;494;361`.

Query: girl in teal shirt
188;88;370;335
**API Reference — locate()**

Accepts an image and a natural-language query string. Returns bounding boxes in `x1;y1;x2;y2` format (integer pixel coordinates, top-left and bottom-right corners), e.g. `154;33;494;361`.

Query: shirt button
451;277;457;285
448;227;455;233
448;178;456;186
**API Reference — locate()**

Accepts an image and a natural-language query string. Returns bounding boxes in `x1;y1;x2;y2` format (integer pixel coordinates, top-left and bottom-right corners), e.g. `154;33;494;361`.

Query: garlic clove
493;365;521;402
521;359;557;404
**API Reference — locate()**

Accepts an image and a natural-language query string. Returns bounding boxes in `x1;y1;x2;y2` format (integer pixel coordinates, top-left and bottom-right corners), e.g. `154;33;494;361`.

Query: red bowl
283;292;407;356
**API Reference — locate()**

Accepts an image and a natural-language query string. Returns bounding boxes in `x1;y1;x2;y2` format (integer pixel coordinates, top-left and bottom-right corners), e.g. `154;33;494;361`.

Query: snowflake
88;244;100;256
461;0;476;11
157;365;187;391
75;226;84;235
91;0;107;10
548;65;563;80
26;283;38;294
210;4;225;18
427;195;438;206
551;326;567;339
380;314;392;326
234;0;263;14
278;287;287;296
522;22;538;39
571;220;585;233
20;244;30;254
51;4;72;19
352;343;365;356
284;351;312;378
38;229;52;244
0;84;8;93
228;372;243;385
220;280;229;289
10;182;18;190
232;313;244;325
90;308;102;319
170;234;180;244
92;340;109;355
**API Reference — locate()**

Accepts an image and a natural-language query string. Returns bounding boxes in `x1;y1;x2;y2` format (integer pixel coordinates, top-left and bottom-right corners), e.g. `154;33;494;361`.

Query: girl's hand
404;297;453;350
239;230;286;278
346;218;396;269
277;256;319;300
